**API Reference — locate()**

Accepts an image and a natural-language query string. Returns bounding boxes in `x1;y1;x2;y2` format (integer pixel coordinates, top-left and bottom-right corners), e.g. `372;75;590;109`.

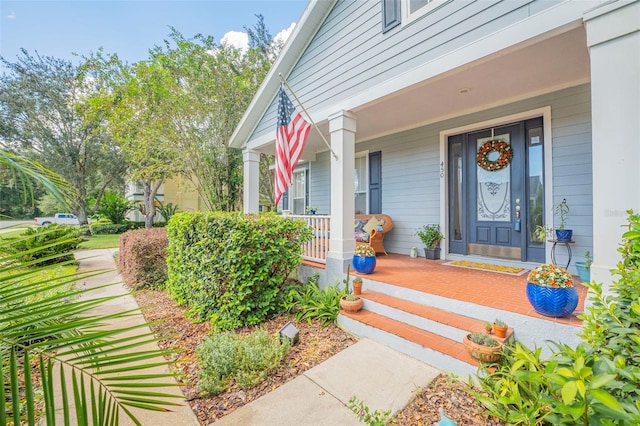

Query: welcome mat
445;260;528;276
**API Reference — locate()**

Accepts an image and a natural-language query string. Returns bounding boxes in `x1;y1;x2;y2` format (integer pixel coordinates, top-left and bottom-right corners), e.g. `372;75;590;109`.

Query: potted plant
305;206;318;214
483;322;493;334
492;319;508;338
352;244;376;274
352;276;363;295
575;250;591;283
554;198;573;242
416;224;444;260
533;199;572;243
340;266;363;313
462;332;502;363
526;263;579;317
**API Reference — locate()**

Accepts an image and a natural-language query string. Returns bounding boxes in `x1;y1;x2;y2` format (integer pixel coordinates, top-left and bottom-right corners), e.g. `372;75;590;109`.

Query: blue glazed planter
526;282;579;317
555;229;573;242
352;255;376;274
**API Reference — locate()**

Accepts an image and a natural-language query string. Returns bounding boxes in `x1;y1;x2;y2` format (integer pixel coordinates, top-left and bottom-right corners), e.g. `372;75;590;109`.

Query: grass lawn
0;229;28;240
78;234;121;250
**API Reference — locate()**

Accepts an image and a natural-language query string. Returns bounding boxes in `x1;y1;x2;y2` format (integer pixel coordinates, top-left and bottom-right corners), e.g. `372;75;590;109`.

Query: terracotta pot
462;334;502;363
340;295;362;313
352;281;363;295
493;323;508;339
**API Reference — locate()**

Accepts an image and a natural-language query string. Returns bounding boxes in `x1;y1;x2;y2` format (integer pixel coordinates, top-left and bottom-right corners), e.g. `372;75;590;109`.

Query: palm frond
1;243;184;425
0;149;76;207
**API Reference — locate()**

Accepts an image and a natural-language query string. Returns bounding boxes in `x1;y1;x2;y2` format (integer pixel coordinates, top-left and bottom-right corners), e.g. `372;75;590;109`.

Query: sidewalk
76;249;440;426
71;249;200;426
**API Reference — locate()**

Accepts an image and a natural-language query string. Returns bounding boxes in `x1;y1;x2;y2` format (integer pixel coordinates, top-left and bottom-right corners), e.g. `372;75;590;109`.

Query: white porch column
242;149;261;213
585;0;640;291
326;111;357;284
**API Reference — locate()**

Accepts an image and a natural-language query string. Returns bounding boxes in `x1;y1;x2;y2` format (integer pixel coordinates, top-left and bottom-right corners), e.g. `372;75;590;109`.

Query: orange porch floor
349;254;588;326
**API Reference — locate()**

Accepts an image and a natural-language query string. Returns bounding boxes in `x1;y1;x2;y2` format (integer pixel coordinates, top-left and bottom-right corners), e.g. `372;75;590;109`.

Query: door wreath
476;140;513;172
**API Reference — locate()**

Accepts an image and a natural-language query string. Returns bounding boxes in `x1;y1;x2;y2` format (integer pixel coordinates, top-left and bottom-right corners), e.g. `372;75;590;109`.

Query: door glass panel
451;141;463;241
477;134;511;222
528;127;544;245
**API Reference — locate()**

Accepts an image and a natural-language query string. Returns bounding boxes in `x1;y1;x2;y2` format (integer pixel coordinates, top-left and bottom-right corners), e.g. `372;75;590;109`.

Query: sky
0;0;308;68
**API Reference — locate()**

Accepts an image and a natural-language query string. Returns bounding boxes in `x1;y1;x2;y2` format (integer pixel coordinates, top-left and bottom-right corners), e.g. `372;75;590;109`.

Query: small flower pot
423;248;441;260
462;334;502;363
493;323;508;339
340;295;363;313
555;229;573;242
352;281;363;295
575;262;590;283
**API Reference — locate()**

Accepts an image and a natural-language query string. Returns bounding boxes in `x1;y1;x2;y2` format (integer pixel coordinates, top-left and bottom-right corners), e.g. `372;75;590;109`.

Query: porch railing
290;214;330;264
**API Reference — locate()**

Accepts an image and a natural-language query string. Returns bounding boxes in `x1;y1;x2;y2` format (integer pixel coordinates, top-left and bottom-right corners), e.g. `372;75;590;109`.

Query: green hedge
165;212;312;329
118;228;168;290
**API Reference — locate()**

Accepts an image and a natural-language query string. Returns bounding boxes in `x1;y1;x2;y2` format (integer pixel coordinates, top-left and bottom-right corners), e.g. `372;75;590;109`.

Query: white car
34;213;81;226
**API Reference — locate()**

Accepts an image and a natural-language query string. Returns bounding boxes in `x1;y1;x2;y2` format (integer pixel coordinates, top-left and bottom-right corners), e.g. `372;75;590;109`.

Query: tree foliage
0;50;125;224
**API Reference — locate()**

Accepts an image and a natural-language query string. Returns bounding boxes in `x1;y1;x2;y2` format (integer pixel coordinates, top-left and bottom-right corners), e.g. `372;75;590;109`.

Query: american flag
275;85;311;206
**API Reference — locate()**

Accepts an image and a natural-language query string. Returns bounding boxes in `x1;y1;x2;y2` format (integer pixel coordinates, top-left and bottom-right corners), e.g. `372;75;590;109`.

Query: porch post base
325;253;352;289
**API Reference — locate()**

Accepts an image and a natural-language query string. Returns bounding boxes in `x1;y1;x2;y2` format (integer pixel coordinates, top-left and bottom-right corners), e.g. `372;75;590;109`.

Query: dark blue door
449;122;532;260
467;123;525;259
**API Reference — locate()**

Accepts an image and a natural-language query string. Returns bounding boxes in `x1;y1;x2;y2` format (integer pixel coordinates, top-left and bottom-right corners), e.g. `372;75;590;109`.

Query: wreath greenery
476;140;513;172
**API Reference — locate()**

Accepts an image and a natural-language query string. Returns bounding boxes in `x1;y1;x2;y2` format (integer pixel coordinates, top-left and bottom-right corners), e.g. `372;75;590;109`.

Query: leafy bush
118;228;168;289
97;190;134;224
196;330;290;395
165;212;312;329
283;274;346;326
90;221;145;235
1;224;82;266
474;210;640;424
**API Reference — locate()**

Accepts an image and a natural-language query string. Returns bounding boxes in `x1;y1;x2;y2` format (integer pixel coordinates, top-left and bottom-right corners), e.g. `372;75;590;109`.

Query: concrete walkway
76;249;440;426
70;249;200;426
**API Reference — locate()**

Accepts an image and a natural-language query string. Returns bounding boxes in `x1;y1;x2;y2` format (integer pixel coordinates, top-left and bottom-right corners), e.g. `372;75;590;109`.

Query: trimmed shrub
196;330;290;395
2;224;82;266
90;222;145;235
119;228;168;289
165;212;313;329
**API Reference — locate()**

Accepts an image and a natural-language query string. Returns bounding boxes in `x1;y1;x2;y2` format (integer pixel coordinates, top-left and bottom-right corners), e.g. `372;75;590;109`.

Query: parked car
34;213;82;226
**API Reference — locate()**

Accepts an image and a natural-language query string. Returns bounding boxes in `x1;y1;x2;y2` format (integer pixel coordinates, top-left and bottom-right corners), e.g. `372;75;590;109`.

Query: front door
448;118;545;262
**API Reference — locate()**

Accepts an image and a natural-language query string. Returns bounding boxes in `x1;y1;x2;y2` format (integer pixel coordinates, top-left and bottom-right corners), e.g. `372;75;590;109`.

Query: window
382;0;401;33
290;168;307;214
355;153;369;214
403;0;440;23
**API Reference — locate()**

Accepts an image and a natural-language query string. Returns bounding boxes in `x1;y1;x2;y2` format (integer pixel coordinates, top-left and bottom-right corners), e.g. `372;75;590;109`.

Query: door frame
439;106;554;262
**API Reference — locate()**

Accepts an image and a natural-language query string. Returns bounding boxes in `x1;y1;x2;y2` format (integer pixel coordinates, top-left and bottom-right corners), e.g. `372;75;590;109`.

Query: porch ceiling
282;26;589;159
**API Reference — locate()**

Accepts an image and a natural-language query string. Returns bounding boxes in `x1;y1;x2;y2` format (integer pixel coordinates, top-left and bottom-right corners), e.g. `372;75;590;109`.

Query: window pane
451;141;463;241
528;127;544;245
354;155;368;213
476;134;511;222
410;0;431;13
291;170;306;214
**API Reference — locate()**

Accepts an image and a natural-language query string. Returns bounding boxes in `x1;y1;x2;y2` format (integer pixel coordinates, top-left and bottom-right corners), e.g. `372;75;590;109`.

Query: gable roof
229;0;337;149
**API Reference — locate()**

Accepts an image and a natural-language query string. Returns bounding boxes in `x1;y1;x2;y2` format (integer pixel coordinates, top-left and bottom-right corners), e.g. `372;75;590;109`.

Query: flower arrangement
354;245;376;257
305;206;318;214
476;139;513;172
527;263;574;288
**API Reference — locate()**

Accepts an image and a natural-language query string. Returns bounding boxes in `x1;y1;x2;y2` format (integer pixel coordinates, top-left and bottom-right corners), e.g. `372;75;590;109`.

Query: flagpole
279;74;338;160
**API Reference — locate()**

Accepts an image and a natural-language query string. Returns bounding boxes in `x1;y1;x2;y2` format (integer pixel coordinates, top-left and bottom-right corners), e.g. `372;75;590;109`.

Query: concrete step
338;290;515;377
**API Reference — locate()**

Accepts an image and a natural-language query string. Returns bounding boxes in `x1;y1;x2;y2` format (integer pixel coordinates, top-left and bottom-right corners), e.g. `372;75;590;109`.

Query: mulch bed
133;288;505;425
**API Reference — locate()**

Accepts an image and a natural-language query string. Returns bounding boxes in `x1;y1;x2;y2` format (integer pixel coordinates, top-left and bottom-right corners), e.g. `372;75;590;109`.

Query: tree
0;50;126;224
85;51;184;228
